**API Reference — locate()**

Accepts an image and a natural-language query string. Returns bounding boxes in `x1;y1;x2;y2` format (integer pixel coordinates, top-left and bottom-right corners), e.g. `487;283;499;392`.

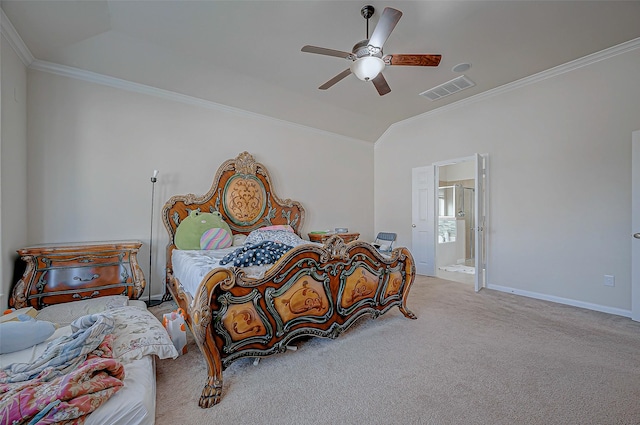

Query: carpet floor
150;276;640;425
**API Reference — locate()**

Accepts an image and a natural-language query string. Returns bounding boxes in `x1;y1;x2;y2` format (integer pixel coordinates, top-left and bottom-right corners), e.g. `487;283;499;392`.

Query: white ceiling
3;0;640;142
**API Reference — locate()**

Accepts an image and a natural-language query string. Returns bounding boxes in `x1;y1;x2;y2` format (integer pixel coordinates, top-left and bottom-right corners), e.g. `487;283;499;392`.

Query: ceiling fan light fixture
350;56;385;81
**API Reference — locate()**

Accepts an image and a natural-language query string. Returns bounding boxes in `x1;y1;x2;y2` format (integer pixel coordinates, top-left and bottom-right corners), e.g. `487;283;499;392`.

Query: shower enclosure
457;184;475;264
437;182;475;272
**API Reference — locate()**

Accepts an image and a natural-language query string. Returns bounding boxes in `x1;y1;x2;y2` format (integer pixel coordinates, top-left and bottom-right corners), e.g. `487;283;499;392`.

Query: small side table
308;232;360;244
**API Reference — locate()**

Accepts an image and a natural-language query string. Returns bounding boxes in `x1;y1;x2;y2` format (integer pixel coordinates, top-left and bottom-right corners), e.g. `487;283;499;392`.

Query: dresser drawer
11;240;146;309
34;250;134;269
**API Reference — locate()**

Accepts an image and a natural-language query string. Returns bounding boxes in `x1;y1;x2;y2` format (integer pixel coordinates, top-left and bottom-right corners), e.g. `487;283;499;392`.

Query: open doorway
411;153;486;291
436;161;476;285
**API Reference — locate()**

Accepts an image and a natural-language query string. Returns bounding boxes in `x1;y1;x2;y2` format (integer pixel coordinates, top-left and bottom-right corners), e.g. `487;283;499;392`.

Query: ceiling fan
301;5;442;96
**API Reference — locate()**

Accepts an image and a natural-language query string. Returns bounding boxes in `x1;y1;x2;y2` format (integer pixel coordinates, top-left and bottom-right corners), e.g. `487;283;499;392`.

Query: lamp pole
146;170;162;307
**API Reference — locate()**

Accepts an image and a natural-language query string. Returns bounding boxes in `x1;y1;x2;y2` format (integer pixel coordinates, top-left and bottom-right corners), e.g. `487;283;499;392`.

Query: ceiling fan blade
301;45;353;59
384;54;442;67
372;73;391;96
319;69;352;90
368;7;402;49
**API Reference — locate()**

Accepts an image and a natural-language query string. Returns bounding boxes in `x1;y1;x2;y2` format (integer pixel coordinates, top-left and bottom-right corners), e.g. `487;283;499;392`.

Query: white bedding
0;304;159;425
86;355;155;425
171;229;321;297
172;248;270;295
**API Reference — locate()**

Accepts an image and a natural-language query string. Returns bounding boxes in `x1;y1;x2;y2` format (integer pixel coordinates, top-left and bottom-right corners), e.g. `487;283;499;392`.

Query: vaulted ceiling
3;1;640;142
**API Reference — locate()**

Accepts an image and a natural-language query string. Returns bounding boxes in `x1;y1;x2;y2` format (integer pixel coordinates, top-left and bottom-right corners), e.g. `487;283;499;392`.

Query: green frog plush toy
174;210;233;250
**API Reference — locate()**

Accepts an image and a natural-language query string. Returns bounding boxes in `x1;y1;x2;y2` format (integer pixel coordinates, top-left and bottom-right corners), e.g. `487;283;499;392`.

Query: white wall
375;48;640;315
26;70;374;299
1;34;28;310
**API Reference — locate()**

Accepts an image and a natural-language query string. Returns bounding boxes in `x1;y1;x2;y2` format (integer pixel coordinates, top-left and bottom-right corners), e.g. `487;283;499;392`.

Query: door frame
632;130;639;321
433;154;487;291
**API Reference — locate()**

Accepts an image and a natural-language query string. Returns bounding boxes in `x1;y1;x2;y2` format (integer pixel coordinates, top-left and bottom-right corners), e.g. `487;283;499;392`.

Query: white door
412;165;436;275
474;153;486;292
632;130;640;321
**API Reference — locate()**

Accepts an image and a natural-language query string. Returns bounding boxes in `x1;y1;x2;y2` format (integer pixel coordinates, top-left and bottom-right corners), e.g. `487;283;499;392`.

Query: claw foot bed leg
199;377;223;408
400;305;417;319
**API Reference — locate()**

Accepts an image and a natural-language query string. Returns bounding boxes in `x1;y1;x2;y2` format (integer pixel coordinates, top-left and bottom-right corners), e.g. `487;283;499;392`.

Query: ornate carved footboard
167;236;415;407
162;152;416;408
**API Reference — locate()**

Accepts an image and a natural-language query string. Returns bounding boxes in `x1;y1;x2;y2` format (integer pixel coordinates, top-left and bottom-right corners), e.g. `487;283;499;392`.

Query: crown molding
0;8;34;66
28;59;370;146
376;36;640;146
1;8;368;145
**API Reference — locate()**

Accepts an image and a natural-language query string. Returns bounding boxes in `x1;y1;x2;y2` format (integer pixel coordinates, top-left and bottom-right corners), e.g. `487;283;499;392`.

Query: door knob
634;233;640;239
412;224;416;228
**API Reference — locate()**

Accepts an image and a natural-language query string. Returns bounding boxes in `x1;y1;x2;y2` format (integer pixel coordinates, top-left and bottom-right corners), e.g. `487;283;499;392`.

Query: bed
2;280;178;423
162;151;416;408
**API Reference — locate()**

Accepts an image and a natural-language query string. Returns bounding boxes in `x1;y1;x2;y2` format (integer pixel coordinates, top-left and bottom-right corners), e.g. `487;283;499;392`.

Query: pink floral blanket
0;334;125;425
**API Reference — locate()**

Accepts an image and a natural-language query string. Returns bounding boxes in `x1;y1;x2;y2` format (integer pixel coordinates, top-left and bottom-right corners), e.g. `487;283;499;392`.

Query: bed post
398;247;417;319
189;268;235;408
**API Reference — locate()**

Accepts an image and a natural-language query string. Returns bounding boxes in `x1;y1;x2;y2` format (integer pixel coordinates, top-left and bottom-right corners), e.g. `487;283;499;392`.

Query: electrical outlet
604;275;615;287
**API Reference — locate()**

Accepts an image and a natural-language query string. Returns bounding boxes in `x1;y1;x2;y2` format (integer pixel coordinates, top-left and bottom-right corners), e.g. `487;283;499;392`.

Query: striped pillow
200;228;232;250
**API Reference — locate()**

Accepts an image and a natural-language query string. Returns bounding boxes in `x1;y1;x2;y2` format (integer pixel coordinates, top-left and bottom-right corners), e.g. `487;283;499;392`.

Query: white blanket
1;313;114;383
172;249;271;295
0;321;155;425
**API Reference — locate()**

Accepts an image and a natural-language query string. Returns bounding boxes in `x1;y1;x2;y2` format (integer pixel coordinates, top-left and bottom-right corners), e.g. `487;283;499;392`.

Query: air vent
420;75;475;101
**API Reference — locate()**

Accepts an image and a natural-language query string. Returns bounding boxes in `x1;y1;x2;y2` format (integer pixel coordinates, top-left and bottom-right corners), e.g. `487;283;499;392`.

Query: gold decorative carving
130;251;146;298
11;278;28;309
192;284;213;344
223;303;267;341
234;151;258;175
275;278;329;322
384;271;403;298
343;267;378;307
224;176;265;224
319;235;349;262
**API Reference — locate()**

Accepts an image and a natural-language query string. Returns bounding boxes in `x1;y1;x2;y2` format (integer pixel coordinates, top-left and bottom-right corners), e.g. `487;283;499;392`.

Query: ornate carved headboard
162;151;306;249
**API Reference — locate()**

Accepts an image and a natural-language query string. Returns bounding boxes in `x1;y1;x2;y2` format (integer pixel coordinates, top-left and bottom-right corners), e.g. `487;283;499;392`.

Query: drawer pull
73;291;100;300
73;273;100;282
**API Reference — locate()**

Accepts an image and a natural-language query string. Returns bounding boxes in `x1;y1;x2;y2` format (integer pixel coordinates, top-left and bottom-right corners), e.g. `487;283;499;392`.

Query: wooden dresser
11;240;146;309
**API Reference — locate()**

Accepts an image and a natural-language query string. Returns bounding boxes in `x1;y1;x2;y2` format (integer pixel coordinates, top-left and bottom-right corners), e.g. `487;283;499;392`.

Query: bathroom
436;162;475;284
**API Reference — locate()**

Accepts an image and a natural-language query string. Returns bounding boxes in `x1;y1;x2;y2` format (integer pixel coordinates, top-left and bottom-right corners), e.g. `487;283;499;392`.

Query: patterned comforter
0;314;125;424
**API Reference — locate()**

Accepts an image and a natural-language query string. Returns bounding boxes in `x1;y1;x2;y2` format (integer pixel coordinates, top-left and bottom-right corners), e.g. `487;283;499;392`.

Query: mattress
171;230;324;297
86;355;155;425
1;315;156;425
172;248;270;295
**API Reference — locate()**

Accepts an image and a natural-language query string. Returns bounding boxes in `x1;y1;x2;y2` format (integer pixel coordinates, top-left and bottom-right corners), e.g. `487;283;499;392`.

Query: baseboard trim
486;283;632;318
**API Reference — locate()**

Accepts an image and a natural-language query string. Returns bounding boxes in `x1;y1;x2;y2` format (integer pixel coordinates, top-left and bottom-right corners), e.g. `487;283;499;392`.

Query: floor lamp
146;169;162;307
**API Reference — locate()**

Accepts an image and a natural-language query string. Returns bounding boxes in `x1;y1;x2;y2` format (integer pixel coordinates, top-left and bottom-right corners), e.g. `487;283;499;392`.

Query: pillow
0;319;56;354
232;234;247;246
109;306;179;363
260;224;294;233
200;227;232;250
36;296;129;326
175;210;232;250
245;229;306;247
127;299;148;310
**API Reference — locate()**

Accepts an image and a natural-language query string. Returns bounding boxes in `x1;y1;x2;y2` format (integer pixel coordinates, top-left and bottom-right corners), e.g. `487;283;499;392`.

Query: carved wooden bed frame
162;151;416;408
